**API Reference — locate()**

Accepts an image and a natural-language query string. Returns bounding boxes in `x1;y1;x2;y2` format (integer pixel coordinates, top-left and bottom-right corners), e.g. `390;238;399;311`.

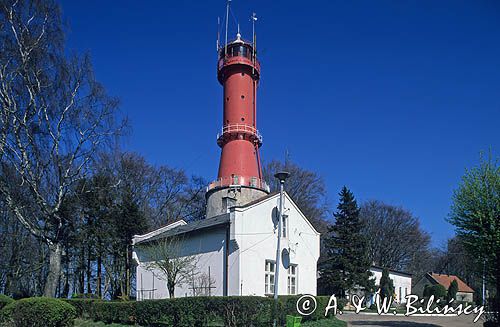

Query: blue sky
60;0;499;247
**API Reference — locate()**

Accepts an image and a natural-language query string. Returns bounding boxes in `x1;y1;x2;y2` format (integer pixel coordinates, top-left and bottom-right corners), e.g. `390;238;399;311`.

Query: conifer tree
319;186;373;297
447;279;459;302
379;268;395;300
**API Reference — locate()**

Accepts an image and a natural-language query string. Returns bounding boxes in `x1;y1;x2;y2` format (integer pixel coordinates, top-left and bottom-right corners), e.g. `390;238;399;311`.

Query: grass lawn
302;317;347;327
74;317;347;327
74;319;141;327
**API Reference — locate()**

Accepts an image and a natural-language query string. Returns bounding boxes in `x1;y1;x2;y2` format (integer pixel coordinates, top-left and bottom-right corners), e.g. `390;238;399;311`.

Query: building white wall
133;192;320;299
369;267;412;303
135;227;227;299
233;193;320;296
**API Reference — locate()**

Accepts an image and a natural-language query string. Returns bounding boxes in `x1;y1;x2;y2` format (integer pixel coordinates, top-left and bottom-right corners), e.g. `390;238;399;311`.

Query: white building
132;191;320;299
367;266;412;304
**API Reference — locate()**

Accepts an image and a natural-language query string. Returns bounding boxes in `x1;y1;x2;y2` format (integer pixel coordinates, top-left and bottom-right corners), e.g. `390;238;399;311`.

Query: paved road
339;313;480;327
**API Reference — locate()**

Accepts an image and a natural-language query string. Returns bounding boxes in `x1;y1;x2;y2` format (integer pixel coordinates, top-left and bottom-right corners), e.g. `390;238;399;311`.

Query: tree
140;236;199;298
379;268;394;300
263;159;329;233
359;200;431;273
319;187;372;297
448;153;500;316
112;186;148;299
423;284;446;299
0;0;122;297
447;279;458;302
431;236;481;298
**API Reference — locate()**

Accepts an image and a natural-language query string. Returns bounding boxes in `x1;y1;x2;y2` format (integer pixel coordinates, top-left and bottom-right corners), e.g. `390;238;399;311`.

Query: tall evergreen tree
447;279;459;302
379;268;395;300
319;186;373;297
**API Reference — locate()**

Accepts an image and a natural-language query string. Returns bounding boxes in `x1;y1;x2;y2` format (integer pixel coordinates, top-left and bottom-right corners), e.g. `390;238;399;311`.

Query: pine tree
447;279;459;302
379;268;394;300
319;186;373;297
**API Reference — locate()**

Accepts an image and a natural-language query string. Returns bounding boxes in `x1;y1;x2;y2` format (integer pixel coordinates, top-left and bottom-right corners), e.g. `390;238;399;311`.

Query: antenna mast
224;0;231;55
251;12;257;74
217;17;220;51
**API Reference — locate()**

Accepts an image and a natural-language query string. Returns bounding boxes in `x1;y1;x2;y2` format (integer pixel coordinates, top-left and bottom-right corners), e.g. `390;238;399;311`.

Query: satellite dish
282;248;290;269
272;207;279;228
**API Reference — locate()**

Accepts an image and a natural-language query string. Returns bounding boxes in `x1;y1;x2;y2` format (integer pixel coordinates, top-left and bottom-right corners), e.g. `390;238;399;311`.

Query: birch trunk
43;243;62;297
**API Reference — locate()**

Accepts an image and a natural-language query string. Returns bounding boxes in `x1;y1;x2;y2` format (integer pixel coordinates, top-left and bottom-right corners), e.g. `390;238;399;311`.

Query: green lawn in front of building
301;317;347;327
73;319;141;327
74;317;347;327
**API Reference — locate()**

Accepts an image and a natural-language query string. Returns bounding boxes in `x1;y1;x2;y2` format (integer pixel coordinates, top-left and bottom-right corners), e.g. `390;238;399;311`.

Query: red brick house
413;273;474;302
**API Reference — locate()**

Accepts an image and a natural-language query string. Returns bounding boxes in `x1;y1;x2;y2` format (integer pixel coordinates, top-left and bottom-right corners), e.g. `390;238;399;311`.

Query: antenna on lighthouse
224;0;231;55
251;12;257;47
217;17;220;51
251;12;258;74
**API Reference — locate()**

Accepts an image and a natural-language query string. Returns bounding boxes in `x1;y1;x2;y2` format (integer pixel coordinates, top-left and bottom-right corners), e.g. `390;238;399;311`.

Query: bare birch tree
0;0;121;296
140;236;199;298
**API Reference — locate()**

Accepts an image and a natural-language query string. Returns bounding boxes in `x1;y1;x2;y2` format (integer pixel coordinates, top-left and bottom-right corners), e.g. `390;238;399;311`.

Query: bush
63;299;97;319
92;301;137;324
135;296;273;327
484;297;499;327
0;294;14;310
1;297;76;327
277;295;347;323
423;284;447;299
71;293;100;299
66;295;339;326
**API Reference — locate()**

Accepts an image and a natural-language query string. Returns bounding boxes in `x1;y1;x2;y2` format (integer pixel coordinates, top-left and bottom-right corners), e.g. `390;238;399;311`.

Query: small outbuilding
369;266;412;304
346;266;412;305
413;273;474;302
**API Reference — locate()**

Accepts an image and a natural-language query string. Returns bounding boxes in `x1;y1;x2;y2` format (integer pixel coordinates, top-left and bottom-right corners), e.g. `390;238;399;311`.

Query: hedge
1;297;76;327
0;294;14;310
66;295;345;326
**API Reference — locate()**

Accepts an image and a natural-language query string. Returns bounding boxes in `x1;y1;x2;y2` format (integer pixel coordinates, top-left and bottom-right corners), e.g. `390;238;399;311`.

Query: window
287;265;297;295
265;260;275;295
282;214;288;238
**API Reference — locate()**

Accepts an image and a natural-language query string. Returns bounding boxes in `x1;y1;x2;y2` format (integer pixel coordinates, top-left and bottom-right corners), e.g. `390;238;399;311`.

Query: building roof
370;265;412;277
134;213;230;245
235;191;278;208
234;191;320;236
428;273;474;293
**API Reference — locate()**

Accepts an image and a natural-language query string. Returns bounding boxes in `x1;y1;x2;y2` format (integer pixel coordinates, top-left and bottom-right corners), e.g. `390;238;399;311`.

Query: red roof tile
430;273;474;293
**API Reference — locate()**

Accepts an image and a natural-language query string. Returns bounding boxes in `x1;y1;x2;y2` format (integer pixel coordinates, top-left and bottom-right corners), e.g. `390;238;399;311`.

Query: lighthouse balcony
217;124;262;146
207;176;270;193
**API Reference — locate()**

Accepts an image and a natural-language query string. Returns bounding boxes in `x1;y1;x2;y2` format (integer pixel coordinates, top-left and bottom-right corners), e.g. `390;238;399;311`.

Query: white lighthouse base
206;186;268;218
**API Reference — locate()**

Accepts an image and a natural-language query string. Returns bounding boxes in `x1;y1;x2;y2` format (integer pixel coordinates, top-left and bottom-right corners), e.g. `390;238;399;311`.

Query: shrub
63;299;96;319
277;295;346;323
423;284;447;299
1;297;76;327
0;294;14;310
135;296;273;327
67;295;337;326
71;293;100;299
484;297;499;327
92;301;137;324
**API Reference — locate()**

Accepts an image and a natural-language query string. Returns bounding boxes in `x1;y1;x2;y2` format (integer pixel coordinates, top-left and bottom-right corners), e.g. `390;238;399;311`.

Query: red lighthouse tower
206;26;269;218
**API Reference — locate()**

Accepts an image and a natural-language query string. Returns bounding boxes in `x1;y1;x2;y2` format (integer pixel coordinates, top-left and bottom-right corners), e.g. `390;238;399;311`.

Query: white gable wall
234;193;320;296
369;267;412;303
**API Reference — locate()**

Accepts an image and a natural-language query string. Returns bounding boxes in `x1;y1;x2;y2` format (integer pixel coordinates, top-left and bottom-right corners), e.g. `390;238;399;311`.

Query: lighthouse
206;30;269;218
133;6;320;300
